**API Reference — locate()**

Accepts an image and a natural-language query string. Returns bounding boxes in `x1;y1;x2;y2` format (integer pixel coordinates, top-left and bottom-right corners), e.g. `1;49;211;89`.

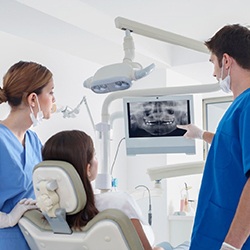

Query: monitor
123;94;196;155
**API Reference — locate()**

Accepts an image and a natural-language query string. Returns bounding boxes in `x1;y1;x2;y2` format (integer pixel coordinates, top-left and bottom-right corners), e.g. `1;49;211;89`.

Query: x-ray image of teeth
129;100;189;137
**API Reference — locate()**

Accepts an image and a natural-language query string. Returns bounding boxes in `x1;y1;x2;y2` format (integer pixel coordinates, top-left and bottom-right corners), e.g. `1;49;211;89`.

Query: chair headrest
33;160;86;216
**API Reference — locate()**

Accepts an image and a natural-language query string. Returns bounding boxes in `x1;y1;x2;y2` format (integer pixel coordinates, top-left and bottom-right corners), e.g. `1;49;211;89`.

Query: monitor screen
123;95;196;155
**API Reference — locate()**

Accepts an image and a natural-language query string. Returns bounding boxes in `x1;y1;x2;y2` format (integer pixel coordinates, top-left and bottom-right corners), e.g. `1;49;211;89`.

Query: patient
42;130;189;250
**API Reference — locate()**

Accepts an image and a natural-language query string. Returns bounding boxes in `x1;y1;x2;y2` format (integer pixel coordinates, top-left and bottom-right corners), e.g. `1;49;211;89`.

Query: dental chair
18;160;144;250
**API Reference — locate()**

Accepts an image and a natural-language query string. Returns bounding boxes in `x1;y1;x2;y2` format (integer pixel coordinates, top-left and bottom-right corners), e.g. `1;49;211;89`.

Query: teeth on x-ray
130;100;188;136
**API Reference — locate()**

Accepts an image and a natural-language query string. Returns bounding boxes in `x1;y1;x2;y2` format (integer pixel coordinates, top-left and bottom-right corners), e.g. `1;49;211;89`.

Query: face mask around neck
29;95;44;126
219;63;231;93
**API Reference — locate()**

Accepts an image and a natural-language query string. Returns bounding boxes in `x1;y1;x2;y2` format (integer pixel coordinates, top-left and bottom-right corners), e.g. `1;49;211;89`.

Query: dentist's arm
177;124;214;144
0;198;37;228
221;178;250;249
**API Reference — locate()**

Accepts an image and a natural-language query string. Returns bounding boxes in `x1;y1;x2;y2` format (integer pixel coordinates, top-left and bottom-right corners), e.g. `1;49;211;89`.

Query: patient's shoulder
95;191;133;208
95;191;145;223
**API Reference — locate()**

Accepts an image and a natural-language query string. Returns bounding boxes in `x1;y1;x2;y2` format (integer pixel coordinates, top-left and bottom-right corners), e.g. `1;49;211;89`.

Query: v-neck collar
0;123;26;148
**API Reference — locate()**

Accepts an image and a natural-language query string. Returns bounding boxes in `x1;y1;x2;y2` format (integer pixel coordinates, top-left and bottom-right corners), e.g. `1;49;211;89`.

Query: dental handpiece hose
148;203;152;225
135;185;152;225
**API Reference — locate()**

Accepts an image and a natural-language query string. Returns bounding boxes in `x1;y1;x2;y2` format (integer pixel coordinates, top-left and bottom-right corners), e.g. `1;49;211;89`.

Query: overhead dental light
83;29;155;94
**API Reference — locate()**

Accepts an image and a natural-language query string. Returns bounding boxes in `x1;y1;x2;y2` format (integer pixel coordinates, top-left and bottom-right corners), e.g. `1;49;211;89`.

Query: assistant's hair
42;130;99;229
0;61;53;106
205;24;250;69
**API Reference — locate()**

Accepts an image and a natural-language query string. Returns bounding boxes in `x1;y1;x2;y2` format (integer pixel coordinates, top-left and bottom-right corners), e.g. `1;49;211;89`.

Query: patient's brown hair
42;130;99;229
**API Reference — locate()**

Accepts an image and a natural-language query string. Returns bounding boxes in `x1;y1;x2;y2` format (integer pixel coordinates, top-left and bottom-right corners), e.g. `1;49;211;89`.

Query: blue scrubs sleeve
239;104;250;175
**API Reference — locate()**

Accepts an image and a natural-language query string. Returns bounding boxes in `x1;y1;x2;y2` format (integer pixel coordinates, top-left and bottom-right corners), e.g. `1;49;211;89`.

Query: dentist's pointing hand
177;124;204;140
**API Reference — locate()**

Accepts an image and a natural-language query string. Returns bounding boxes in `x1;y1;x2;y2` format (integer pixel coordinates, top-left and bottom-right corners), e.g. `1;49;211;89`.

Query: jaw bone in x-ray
129;100;188;137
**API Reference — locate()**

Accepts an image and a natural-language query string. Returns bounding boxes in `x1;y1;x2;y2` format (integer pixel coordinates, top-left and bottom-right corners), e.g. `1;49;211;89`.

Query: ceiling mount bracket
115;16;209;54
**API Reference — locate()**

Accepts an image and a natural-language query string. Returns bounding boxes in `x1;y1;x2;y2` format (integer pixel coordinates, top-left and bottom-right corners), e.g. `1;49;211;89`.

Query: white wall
0;31;107;142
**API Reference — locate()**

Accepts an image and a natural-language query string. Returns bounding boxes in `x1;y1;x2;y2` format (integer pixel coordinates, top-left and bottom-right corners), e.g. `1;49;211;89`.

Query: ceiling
1;0;250;85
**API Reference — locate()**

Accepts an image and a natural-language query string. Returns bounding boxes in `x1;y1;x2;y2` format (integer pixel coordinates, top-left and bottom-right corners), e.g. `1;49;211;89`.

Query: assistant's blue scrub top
0;124;42;250
190;89;250;250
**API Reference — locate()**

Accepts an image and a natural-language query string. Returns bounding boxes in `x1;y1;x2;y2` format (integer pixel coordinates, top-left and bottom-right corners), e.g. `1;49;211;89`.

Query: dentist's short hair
205;24;250;69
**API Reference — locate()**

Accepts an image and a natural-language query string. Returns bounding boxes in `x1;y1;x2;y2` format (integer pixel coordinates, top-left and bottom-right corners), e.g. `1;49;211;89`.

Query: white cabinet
168;215;194;246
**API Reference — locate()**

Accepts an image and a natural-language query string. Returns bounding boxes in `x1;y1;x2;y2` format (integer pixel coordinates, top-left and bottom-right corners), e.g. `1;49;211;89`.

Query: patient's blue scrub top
0;124;42;250
190;89;250;250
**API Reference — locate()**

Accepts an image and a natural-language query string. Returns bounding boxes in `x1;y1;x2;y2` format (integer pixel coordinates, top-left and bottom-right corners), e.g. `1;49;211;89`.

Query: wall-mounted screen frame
202;95;233;159
123;94;196;155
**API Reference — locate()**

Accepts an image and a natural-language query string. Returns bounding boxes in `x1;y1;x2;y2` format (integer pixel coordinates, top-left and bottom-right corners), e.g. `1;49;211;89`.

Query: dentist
0;61;55;249
179;24;250;250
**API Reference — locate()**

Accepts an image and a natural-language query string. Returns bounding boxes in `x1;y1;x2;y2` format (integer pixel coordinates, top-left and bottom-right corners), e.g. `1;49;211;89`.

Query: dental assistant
0;61;55;249
179;24;250;250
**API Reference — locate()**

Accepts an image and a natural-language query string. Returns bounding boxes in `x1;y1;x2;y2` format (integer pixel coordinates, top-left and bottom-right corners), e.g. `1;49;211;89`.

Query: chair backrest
19;160;144;250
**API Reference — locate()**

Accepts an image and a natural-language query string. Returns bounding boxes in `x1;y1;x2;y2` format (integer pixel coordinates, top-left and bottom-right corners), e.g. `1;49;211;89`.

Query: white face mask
30;95;44;126
219;63;231;93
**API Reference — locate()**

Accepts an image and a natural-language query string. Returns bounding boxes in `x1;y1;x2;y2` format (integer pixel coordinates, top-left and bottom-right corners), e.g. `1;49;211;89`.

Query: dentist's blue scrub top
190;88;250;250
0;124;42;250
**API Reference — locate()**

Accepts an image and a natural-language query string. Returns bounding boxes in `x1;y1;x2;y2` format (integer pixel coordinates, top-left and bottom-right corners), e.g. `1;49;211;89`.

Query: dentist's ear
27;93;37;107
222;53;232;69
